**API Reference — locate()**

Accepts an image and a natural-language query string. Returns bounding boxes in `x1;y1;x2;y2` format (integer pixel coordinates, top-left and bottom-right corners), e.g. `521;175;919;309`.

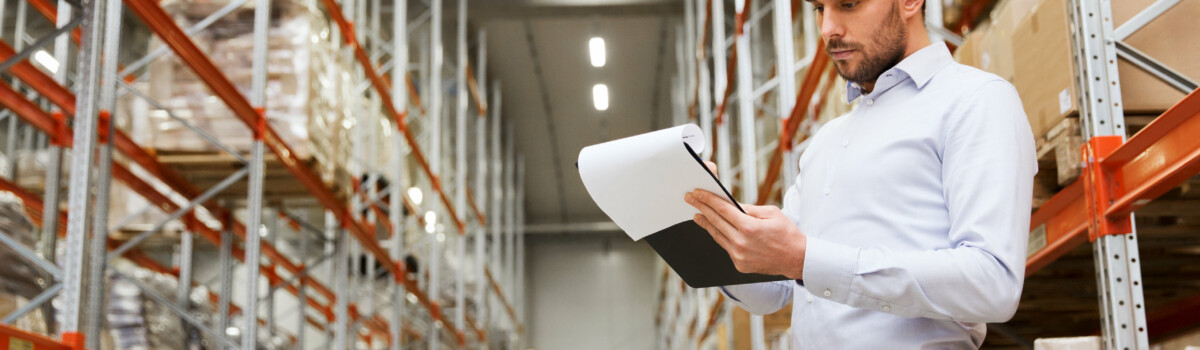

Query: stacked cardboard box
956;0;1200;146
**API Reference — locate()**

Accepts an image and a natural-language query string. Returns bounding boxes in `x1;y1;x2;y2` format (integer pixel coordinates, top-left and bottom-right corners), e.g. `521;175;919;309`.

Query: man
683;0;1035;348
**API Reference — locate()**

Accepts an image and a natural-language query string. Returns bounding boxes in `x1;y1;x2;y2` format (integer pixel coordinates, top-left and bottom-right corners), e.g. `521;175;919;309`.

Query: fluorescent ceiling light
589;37;606;67
408;187;424;205
424;211;437;233
33;50;59;74
593;84;609;111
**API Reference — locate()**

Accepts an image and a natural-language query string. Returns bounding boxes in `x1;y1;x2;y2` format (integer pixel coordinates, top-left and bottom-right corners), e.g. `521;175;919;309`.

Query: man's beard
828;3;908;84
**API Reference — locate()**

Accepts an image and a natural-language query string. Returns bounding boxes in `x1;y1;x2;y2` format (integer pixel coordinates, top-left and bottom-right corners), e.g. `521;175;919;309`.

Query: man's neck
854;27;932;97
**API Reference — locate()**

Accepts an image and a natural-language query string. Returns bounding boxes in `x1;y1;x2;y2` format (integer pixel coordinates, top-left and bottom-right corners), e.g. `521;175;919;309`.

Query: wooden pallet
154;150;351;206
1033;118;1084;209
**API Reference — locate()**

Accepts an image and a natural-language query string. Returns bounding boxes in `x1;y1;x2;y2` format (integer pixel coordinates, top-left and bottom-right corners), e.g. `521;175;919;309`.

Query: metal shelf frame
0;0;527;349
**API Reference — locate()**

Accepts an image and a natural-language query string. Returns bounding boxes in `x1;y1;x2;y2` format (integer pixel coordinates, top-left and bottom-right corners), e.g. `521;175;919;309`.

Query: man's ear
902;0;925;21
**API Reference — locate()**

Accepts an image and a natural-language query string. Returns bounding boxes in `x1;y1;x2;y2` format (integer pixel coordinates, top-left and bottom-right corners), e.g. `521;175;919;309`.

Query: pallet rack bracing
0;0;528;349
663;0;1200;348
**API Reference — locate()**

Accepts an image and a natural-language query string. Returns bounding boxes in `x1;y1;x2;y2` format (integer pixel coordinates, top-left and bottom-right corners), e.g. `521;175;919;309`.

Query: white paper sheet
578;124;737;241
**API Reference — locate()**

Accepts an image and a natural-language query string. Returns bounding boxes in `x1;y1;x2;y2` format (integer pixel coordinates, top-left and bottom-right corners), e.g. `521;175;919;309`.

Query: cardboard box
1012;0;1076;145
1011;0;1200;143
1111;0;1200;113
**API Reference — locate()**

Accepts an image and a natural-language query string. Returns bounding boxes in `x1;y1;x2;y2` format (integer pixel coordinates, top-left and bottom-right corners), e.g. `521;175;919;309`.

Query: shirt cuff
802;236;860;304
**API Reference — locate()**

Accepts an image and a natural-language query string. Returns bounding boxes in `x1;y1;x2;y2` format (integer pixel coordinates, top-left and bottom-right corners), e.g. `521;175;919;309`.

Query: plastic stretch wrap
0;190;49;335
106;262;237;350
138;0;352;187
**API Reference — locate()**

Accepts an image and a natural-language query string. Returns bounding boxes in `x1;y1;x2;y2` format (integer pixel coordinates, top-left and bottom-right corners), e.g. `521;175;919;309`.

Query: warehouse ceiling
474;1;682;227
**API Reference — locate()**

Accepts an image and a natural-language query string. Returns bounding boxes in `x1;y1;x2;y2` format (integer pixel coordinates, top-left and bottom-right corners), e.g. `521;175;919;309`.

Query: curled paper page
578;124;739;241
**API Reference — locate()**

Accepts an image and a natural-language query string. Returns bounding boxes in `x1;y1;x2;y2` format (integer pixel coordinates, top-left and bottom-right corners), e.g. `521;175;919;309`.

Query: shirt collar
844;43;954;103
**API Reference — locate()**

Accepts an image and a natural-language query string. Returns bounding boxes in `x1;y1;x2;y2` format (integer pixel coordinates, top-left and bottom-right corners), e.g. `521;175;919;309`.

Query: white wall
526;233;659;350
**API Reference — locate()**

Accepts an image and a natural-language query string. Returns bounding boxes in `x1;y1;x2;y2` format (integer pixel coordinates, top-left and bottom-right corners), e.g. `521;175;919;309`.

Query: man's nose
819;11;844;41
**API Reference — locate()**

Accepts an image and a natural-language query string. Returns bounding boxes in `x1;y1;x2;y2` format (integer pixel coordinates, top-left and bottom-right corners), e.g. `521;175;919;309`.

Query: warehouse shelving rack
0;0;527;349
664;0;1200;349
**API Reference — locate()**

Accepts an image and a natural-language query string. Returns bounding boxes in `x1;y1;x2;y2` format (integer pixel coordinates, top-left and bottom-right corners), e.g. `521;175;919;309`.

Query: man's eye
842;2;858;9
814;5;824;13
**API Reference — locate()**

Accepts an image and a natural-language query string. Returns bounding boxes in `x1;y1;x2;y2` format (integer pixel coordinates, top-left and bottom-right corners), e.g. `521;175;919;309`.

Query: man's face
811;0;909;84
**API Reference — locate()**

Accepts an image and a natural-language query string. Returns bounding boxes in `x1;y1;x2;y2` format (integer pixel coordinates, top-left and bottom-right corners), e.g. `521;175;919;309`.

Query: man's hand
684;189;807;280
704;161;718;177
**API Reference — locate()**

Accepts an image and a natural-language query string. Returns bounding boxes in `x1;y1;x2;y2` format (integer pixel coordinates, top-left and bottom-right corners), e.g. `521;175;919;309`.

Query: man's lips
829;49;855;60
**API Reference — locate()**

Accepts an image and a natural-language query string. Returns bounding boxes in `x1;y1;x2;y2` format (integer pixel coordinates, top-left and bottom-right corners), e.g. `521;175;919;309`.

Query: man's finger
695;214;733;250
743;204;777;219
704;161;718;177
692;190;749;229
689;193;741;238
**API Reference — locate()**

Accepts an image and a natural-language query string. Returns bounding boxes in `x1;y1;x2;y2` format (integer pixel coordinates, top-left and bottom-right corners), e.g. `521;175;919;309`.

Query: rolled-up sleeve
799;80;1036;323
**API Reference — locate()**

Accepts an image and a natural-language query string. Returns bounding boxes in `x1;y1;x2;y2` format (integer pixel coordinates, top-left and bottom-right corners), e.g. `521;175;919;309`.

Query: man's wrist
786;233;807;280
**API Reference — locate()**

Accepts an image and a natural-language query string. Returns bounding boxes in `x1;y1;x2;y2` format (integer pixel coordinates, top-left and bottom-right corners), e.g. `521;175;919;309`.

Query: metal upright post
684;0;696;124
39;0;74;334
773;0;797;189
515;157;525;334
454;0;469;340
82;0;124;344
177;225;196;346
59;0;105;343
331;211;350;350
429;1;444;348
695;0;713;159
504;122;516;309
735;0;758;206
390;1;408;349
474;28;489;342
242;0;271;345
265;208;277;337
712;0;732;180
734;2;765;349
218;208;234;336
1068;0;1149;348
297;213;308;350
489;83;503;327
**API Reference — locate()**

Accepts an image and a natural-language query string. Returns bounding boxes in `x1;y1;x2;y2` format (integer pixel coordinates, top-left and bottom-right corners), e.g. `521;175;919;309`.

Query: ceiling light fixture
593;83;609;111
589;37;606;67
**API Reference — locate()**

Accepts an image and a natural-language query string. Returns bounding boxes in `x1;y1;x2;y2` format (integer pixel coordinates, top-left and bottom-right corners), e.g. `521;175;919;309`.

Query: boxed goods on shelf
959;0;1199;147
140;0;353;188
1008;0;1200;144
0;192;50;335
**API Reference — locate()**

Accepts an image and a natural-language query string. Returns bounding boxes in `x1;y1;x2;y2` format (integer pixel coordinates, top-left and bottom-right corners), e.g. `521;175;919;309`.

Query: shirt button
823;188;831;196
823;289;832;297
883;305;891;312
806;295;814;303
841;140;849;147
865;99;874;106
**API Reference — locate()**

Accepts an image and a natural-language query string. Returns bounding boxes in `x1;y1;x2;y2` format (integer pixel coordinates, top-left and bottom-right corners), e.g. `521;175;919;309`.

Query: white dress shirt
720;43;1036;349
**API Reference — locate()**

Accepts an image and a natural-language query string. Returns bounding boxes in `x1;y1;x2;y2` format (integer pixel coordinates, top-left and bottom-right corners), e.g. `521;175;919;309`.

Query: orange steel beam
0;177;314;344
0;39;349;310
1026;89;1200;276
0;83;400;338
0;37;344;307
308;0;470;238
115;6;432;340
484;267;523;332
755;42;829;205
0;323;74;350
120;0;403;276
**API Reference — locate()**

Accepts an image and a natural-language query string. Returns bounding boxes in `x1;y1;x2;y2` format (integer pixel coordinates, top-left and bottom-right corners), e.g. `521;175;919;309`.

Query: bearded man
683;0;1036;348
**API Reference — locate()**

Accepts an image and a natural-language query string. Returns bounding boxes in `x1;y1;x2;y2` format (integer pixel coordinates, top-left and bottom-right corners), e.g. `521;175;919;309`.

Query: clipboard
577;124;787;288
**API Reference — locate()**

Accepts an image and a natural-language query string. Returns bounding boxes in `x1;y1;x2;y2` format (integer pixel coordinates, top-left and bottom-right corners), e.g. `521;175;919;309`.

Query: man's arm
690;80;1035;323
